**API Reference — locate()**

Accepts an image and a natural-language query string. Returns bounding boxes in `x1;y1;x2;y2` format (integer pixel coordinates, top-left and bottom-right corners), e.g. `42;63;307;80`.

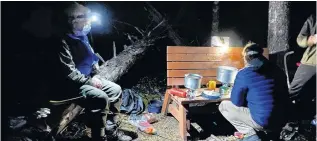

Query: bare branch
147;20;166;37
113;20;145;36
126;34;135;44
113;41;116;58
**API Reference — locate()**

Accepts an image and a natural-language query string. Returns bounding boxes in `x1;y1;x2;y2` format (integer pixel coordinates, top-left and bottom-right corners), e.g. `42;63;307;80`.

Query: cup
206;80;216;90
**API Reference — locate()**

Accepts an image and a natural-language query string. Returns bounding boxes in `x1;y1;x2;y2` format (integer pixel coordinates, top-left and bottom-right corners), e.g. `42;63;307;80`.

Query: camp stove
185;89;196;100
217;66;238;97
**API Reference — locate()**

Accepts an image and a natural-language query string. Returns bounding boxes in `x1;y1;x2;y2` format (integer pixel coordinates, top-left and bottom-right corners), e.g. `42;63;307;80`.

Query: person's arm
230;71;248;107
58;40;93;85
297;16;314;48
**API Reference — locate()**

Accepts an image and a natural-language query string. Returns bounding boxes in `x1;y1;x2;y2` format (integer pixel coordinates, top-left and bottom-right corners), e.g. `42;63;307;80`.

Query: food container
169;88;187;98
184;73;203;90
217;66;238;84
201;90;221;100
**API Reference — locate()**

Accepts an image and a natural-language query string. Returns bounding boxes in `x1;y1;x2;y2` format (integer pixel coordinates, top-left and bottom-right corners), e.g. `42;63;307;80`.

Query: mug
206;80;216;90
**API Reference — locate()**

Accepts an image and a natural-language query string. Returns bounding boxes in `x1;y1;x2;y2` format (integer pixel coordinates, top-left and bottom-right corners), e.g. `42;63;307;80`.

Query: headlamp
88;12;101;24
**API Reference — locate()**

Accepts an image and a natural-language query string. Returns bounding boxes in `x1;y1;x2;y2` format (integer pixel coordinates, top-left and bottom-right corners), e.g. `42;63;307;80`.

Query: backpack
120;89;145;115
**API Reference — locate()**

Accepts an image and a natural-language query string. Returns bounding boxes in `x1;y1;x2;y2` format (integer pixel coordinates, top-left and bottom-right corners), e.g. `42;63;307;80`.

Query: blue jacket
231;61;288;128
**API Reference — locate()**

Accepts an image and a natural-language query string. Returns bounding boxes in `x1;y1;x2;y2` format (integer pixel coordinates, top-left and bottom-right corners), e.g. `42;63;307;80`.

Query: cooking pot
184;73;203;90
217;66;238;84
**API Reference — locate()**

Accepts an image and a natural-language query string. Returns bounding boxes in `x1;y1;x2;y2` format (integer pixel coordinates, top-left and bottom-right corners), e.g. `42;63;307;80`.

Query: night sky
1;1;316;116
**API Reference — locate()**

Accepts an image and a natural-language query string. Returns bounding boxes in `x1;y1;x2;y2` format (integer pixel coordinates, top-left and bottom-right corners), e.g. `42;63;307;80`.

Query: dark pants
289;64;316;119
289;64;316;99
76;78;122;137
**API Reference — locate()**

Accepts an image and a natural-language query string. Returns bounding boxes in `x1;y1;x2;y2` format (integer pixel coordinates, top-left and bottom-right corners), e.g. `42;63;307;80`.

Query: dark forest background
1;1;316;119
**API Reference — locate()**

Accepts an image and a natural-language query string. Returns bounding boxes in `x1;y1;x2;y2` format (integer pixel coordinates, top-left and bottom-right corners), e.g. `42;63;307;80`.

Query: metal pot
184;73;203;90
217;66;238;84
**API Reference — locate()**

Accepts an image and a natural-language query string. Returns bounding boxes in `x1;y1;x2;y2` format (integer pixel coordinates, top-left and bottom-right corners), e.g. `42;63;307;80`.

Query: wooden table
161;88;230;141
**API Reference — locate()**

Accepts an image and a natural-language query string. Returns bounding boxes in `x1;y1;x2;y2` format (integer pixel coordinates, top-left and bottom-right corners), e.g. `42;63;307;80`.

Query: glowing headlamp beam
90;15;98;22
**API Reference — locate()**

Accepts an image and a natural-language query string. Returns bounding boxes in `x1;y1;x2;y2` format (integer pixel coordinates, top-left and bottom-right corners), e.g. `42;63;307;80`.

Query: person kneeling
219;43;289;141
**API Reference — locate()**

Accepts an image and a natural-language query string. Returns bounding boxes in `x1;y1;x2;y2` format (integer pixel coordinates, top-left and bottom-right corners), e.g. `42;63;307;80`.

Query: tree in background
268;1;290;69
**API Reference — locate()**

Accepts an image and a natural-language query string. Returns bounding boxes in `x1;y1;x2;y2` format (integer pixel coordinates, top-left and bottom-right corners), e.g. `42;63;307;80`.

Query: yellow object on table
206;80;217;90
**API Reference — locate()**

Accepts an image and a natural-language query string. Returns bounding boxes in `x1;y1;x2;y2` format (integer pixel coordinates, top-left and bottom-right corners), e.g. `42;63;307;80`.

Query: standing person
51;2;132;141
289;14;316;120
218;43;289;141
289;14;316;100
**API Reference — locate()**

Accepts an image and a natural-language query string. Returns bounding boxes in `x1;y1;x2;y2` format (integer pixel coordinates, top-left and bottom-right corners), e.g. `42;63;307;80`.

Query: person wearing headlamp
54;2;132;141
218;43;288;141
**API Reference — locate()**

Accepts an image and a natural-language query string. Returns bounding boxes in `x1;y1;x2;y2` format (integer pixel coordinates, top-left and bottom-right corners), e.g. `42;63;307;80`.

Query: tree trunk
211;1;219;36
268;1;290;69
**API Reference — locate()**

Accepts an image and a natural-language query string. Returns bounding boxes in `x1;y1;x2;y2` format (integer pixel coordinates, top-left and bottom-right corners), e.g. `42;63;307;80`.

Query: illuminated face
69;12;91;34
65;3;92;36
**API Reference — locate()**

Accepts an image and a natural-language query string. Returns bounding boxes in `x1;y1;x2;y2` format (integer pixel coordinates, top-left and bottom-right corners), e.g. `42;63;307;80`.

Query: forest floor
7;76;316;141
118;113;238;141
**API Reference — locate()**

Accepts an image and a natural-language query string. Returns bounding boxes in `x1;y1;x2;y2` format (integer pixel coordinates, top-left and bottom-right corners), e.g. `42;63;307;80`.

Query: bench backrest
167;46;269;86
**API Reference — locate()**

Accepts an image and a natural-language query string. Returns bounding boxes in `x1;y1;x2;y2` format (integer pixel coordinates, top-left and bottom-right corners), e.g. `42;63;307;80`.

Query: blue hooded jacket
230;59;288;128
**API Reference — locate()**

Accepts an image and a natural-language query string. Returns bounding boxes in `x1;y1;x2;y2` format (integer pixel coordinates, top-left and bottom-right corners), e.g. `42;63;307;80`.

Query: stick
113;41;116;58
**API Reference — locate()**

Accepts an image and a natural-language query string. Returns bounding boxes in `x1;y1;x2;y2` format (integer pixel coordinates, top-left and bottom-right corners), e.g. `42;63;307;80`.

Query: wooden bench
161;46;269;141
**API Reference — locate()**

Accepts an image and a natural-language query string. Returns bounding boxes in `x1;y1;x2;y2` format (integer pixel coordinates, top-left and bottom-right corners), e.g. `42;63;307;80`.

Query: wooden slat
167;46;269;55
167;53;246;64
167;53;268;61
167;62;243;69
167;77;219;86
167;69;217;77
167;46;243;54
167;54;223;62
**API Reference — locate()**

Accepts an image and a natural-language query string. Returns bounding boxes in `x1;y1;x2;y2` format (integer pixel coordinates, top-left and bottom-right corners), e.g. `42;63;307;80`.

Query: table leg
161;90;171;115
179;104;188;141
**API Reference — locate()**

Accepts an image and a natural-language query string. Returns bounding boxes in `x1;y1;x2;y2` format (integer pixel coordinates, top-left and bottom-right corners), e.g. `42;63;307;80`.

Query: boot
106;128;133;141
91;128;107;141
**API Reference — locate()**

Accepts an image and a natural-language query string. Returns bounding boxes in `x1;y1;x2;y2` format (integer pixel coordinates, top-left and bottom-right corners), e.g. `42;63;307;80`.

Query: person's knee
109;82;122;96
219;100;232;112
219;101;235;119
99;93;110;103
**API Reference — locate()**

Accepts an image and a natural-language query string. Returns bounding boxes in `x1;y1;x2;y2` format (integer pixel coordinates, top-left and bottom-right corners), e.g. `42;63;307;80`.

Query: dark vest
63;34;99;76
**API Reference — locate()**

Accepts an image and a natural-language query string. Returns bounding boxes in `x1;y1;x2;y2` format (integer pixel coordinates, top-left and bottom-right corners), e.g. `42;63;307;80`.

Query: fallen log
99;37;162;82
53;103;84;136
